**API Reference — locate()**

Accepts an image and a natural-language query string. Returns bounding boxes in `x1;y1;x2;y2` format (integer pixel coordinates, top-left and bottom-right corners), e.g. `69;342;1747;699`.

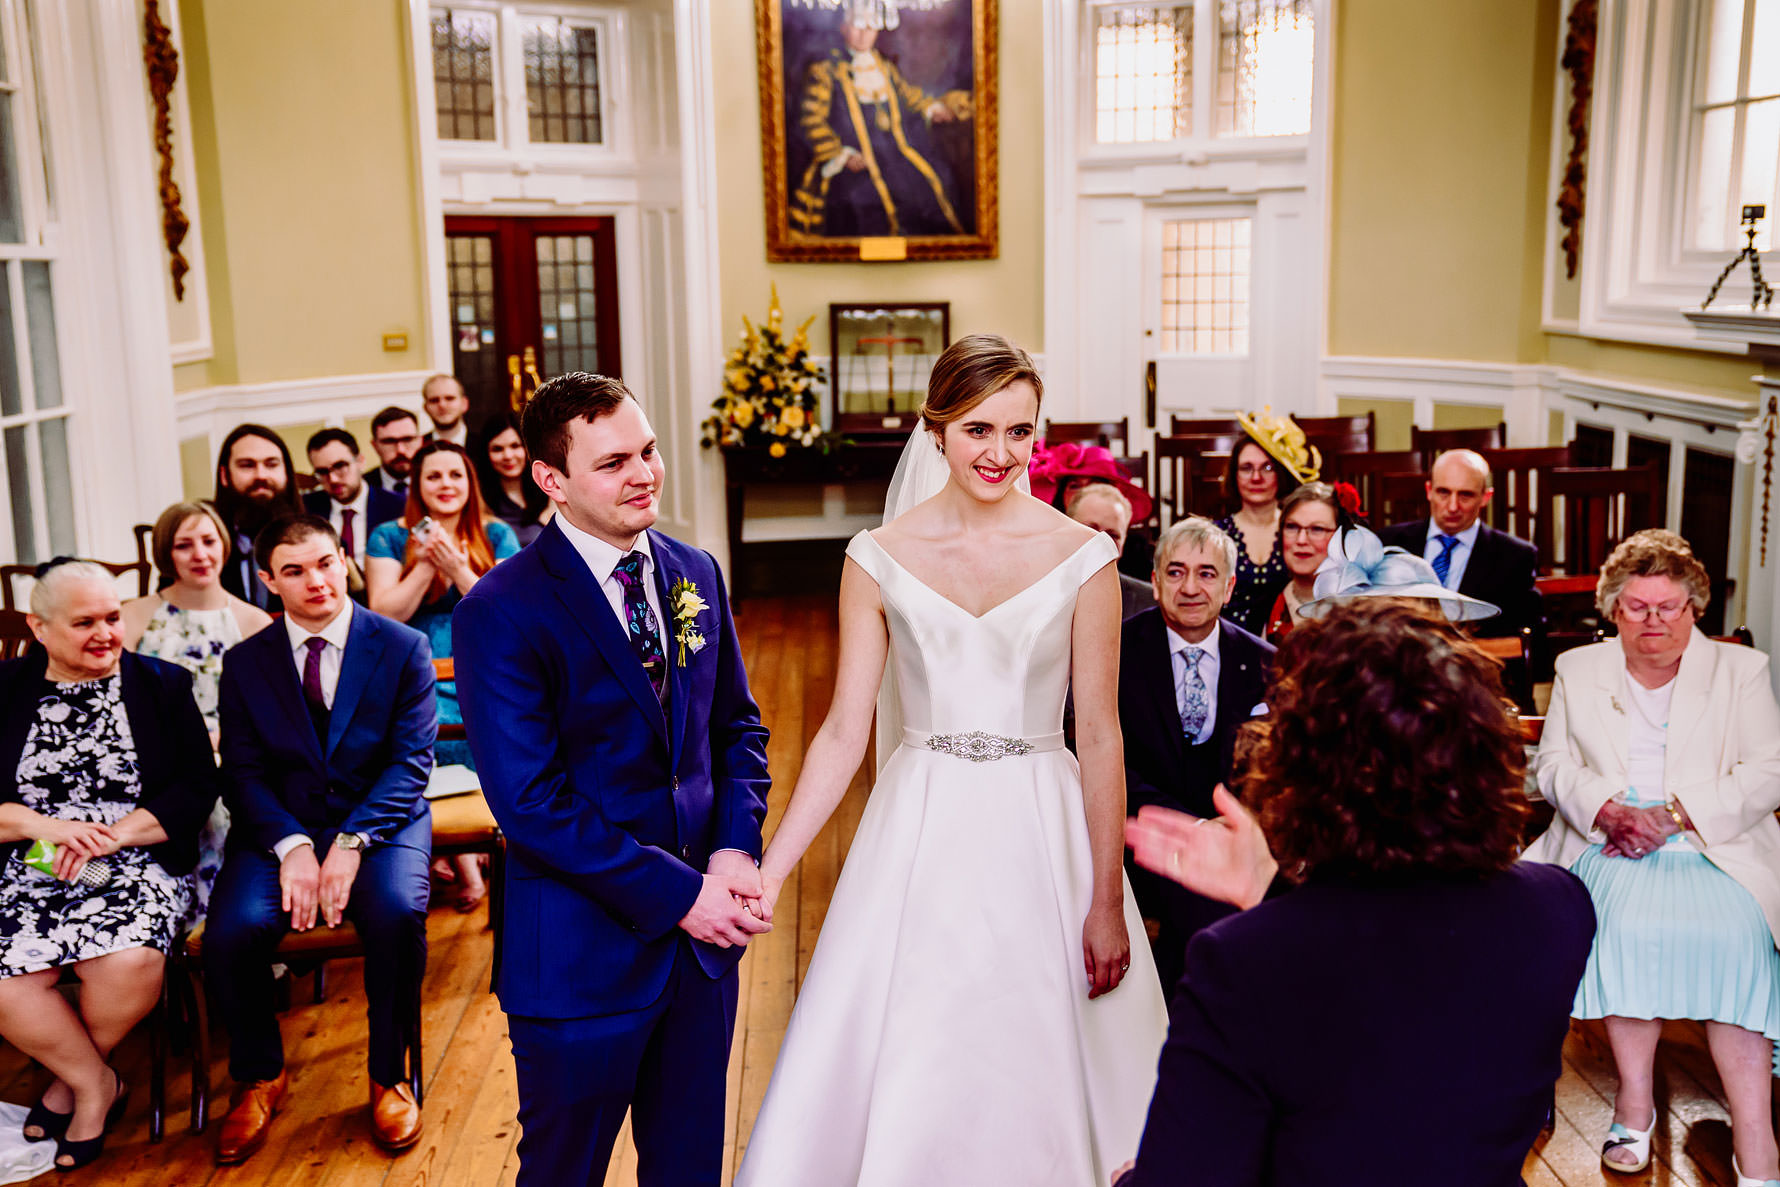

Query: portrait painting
755;0;998;262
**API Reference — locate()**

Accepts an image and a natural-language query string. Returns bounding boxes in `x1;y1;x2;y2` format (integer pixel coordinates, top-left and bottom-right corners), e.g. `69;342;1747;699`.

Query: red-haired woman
366;440;518;908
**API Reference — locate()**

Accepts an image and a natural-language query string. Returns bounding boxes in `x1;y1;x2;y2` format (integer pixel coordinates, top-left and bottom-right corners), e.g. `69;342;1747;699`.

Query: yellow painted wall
708;2;1045;372
176;0;427;387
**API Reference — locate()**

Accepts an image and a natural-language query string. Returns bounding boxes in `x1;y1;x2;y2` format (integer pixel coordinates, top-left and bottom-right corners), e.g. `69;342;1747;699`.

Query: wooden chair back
1320;450;1425;520
0;609;33;661
1475;445;1572;546
1535;465;1663;577
1293;412;1375;456
1519;716;1545;744
1044;418;1130;452
1374;471;1431;529
0;556;153;613
1411;424;1506;454
1168;416;1244;436
1154;437;1238;524
1535;573;1602;662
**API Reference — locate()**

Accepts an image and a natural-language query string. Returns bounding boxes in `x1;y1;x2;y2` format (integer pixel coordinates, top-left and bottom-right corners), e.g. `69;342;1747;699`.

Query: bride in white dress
735;335;1169;1186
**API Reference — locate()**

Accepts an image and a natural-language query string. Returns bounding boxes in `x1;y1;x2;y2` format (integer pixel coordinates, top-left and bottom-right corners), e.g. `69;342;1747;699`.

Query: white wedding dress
734;529;1169;1187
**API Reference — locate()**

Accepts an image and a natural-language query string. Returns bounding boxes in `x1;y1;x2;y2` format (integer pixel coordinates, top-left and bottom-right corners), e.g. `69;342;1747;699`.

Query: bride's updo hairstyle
920;334;1043;440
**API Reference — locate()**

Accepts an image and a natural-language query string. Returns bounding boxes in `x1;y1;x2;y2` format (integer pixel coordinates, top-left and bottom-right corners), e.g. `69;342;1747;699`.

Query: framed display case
829;302;949;436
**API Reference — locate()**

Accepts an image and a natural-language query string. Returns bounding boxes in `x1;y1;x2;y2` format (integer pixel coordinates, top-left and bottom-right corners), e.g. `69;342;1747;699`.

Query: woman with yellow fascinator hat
1211;409;1320;636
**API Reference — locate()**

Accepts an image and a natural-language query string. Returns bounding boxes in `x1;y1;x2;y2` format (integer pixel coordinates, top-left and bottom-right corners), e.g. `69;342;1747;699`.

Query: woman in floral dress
122;501;271;928
0;561;218;1170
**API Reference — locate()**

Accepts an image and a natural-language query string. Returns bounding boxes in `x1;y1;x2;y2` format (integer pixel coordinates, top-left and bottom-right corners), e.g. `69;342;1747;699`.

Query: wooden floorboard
3;594;1761;1185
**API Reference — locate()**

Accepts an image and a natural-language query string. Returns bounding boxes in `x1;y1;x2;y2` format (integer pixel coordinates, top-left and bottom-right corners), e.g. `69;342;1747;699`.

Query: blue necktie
1179;646;1209;741
1432;534;1459;587
612;551;667;702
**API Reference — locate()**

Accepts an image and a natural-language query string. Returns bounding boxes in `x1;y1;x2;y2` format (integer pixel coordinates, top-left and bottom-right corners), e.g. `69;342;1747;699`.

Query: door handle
508;348;544;413
1145;361;1157;430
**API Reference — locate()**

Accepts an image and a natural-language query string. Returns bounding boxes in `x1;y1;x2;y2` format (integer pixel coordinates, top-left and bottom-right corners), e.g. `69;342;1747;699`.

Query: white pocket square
1249;702;1268;717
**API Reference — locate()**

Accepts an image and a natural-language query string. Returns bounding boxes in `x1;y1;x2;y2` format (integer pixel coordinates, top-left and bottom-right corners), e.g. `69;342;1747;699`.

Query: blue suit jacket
218;608;435;854
452;519;771;1019
302;485;406;534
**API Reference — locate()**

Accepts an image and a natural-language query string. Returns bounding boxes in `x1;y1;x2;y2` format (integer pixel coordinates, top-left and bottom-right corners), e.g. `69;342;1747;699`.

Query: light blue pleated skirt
1571;844;1780;1045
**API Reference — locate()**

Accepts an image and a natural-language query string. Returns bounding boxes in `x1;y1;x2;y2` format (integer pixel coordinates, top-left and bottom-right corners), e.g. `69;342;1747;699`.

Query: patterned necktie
612;551;668;702
1178;645;1209;741
1432;534;1460;587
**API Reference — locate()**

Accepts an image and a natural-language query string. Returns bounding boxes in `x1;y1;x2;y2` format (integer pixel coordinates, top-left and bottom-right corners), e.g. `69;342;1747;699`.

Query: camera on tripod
1745;205;1768;226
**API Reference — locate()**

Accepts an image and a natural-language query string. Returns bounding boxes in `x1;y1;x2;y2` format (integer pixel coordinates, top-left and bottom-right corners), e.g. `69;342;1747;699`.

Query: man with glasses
1378;449;1541;643
303;429;404;577
365;407;423;496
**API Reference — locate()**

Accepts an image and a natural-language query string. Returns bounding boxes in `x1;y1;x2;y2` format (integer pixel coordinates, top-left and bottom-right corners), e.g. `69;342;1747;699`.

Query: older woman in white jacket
1525;530;1780;1187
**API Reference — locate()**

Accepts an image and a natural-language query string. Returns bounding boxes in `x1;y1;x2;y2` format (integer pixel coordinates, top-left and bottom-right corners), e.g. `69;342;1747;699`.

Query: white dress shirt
555;513;668;639
273;602;356;861
429;421;468;448
1422;519;1482;592
1167;619;1222;746
324;482;372;567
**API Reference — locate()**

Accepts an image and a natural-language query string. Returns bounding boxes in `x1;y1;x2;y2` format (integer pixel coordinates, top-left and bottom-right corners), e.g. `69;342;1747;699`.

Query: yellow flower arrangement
701;286;831;453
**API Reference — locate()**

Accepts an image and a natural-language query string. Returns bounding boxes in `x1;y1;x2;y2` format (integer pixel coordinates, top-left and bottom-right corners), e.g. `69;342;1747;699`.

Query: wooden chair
1169;415;1245;437
1321;450;1424;520
1535;465;1663;577
1535;574;1601;662
0;556;153;612
1293;412;1374;457
1374;471;1430;529
1043;418;1129;452
1519;716;1545;744
430;658;506;947
0;609;32;660
1154;438;1226;525
1411;424;1506;454
1476;446;1572;546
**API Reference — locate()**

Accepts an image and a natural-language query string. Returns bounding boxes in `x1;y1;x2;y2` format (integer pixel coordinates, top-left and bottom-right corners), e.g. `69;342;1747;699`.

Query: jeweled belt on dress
901;728;1065;762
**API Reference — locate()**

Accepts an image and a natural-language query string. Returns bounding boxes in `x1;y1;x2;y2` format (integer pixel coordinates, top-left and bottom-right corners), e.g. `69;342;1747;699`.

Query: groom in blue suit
454;373;772;1186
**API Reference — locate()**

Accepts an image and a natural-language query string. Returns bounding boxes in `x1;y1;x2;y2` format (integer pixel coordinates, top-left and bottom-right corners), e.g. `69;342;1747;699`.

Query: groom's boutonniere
669;578;709;666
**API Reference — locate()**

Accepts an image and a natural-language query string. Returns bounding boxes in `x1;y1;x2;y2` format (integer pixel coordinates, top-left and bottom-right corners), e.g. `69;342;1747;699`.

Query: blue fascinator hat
1299;524;1500;623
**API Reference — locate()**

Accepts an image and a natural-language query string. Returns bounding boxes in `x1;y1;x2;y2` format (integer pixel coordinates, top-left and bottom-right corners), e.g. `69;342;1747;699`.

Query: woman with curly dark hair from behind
1114;600;1596;1187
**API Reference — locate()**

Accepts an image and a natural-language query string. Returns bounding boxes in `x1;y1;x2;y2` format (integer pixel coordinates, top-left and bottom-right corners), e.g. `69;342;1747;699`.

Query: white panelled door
1142;205;1255;423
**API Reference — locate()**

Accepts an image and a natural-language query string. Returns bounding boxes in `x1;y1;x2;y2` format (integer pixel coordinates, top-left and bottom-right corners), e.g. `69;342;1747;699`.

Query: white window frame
1561;0;1777;351
429;1;630;170
1078;0;1311;168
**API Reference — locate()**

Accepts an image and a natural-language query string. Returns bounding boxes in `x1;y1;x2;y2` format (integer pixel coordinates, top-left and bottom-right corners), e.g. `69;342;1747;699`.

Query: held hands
1595;799;1682;859
280;845;323;931
43;818;119;883
677;852;771;949
1125;785;1278;911
1083;899;1130;1000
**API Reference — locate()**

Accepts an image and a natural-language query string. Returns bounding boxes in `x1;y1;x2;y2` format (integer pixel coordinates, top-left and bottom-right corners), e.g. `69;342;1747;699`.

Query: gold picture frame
754;0;998;262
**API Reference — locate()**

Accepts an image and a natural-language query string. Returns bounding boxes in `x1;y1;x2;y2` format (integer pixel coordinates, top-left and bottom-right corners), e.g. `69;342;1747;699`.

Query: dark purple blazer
1121;861;1594;1187
452;519;771;1018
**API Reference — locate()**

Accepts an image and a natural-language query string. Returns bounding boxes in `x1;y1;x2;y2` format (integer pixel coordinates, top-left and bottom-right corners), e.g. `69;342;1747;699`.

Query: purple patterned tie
612;551;668;702
302;637;328;710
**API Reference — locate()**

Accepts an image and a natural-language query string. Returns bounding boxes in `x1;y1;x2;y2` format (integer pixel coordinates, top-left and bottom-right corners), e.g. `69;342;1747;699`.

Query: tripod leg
1703;252;1748;309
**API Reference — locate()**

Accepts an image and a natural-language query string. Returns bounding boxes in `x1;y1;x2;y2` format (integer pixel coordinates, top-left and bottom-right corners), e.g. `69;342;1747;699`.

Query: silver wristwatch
333;832;367;852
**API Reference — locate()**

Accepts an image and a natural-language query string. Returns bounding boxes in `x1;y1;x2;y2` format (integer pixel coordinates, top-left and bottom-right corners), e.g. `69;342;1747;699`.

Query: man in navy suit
453;373;771;1187
206;515;436;1164
1121;516;1274;989
303;428;405;579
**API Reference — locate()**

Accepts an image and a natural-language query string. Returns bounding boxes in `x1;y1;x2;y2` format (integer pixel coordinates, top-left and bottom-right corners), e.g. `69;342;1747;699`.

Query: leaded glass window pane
1094;5;1193;143
432;8;498;141
523;19;602;145
1216;0;1313;137
536;233;602;376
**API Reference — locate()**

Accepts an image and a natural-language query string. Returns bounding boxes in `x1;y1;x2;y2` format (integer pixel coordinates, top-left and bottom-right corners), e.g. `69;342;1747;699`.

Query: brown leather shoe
370;1080;422;1151
216;1070;287;1165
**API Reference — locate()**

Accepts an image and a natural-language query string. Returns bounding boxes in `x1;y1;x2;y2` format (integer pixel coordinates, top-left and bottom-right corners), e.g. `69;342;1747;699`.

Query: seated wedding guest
368;441;517;910
206;516;435;1164
1524;530;1780;1184
472;412;550;547
303;429;405;577
422;374;470;447
0;560;217;1171
1117;599;1595;1187
365;406;423;496
214;424;302;612
1263;482;1350;642
1212;412;1318;637
1029;439;1156;578
1120;516;1273;989
1376;449;1540;641
1066;485;1154;620
122;501;273;926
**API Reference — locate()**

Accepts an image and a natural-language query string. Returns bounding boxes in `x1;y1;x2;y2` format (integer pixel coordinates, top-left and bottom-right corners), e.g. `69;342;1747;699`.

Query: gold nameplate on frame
858;237;909;262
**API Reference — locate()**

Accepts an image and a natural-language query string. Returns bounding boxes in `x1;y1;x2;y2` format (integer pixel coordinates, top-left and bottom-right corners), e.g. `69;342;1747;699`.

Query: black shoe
53;1073;126;1173
22;1090;72;1143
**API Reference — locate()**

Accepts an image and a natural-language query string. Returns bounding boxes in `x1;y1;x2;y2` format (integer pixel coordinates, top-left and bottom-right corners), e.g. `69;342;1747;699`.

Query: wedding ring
1120;963;1130;972
1168;850;1181;873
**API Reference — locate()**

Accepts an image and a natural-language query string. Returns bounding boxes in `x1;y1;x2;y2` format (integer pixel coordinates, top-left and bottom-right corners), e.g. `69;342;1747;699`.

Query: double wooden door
444;216;622;428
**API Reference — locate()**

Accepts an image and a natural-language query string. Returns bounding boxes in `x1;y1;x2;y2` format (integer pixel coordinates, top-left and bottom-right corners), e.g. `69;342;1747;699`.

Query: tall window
1090;0;1312;144
0;1;74;565
1160;217;1250;353
430;5;608;150
1689;0;1780;251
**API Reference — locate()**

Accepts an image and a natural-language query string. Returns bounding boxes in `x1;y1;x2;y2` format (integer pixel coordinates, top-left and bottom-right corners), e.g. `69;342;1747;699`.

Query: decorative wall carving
1556;0;1596;281
143;0;190;300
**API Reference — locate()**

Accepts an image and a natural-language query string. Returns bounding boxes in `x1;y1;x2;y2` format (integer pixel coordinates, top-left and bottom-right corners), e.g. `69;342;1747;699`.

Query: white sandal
1601;1113;1654;1174
1733;1155;1780;1187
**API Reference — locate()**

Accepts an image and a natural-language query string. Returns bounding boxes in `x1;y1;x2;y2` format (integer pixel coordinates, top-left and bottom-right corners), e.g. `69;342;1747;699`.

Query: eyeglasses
375;433;421;449
1619;599;1691;622
1281;524;1335;541
1237;462;1275;477
313;459;358;480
